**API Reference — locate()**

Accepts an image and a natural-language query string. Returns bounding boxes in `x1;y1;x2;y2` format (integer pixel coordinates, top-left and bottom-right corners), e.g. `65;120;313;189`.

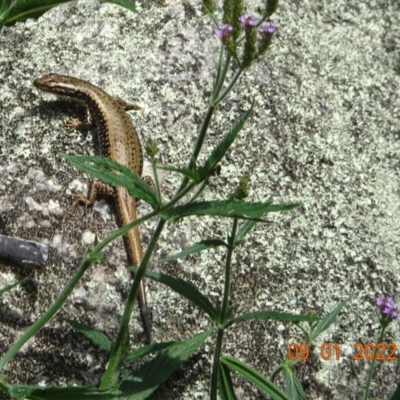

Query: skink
34;74;151;342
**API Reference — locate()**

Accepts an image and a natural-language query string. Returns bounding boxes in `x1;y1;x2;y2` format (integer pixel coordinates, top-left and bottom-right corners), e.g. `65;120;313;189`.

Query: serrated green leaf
308;297;351;342
64;319;112;352
161;199;301;222
163;239;227;261
120;327;213;400
0;382;118;400
235;211;265;245
200;101;254;178
2;0;60;27
219;363;237;400
124;340;177;363
224;311;321;329
2;0;137;26
61;154;158;208
129;267;218;321
221;356;290;400
282;363;306;400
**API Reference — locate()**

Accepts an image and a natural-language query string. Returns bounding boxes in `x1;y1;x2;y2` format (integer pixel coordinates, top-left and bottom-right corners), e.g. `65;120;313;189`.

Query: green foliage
0;376;118;400
218;363;236;400
200;101;253;178
0;0;137;28
61;154;159;208
119;327;213;399
302;297;351;343
163;239;227;261
220;356;290;400
161;199;300;222
389;383;400;400
282;362;306;400
129;267;219;321
64;319;112;352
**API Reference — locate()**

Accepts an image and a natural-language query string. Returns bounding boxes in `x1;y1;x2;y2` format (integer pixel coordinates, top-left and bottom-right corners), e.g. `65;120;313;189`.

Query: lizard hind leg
72;180;115;214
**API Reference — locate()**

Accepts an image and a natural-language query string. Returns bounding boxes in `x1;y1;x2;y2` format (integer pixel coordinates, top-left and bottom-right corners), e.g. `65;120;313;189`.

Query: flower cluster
216;24;234;39
215;13;277;67
261;21;276;36
238;13;256;29
376;296;399;320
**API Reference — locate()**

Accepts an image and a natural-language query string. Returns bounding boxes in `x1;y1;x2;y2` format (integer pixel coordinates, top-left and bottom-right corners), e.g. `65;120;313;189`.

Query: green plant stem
220;218;238;321
186;178;209;204
211;51;231;104
214;68;244;104
152;157;162;203
270;364;283;383
177;104;216;196
0;257;92;371
177;49;233;196
210;218;238;400
207;11;219;27
162;179;197;211
362;327;385;400
101;218;166;388
213;45;224;92
210;328;224;400
95;211;157;254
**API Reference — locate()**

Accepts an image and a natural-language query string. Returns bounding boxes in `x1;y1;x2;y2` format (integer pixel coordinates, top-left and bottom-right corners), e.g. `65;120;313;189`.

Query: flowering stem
208;12;219;26
211;51;231;103
175;104;215;196
362;327;385;400
210;328;224;400
214;68;244;104
210;218;238;399
214;45;224;90
177;46;233;194
152;158;162;203
220;218;238;320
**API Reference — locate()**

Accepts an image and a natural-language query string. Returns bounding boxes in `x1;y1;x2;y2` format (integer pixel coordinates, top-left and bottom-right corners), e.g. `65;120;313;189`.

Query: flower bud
145;139;159;158
216;24;237;56
239;14;257;68
232;177;249;200
257;21;276;56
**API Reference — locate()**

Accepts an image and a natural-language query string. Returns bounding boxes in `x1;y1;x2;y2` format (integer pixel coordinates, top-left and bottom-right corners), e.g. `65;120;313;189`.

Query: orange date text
287;342;397;361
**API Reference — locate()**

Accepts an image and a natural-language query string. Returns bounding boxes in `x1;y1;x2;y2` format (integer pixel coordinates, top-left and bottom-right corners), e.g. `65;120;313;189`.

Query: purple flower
216;24;233;39
238;13;256;29
376;296;400;320
261;21;277;36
